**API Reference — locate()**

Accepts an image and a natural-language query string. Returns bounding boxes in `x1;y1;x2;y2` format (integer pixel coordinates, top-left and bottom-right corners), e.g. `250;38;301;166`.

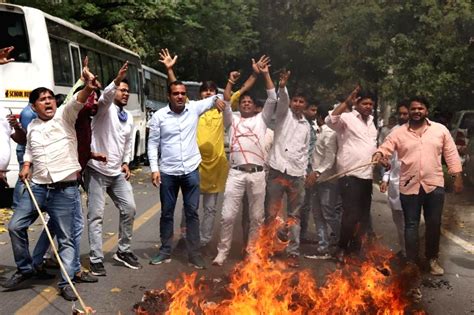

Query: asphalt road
0;167;472;314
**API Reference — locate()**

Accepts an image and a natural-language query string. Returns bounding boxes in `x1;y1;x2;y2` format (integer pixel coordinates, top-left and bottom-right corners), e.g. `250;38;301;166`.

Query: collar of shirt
352;109;374;125
166;104;189;115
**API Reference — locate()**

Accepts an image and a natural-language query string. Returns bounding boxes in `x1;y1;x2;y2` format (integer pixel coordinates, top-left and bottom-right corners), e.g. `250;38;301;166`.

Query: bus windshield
0;10;31;62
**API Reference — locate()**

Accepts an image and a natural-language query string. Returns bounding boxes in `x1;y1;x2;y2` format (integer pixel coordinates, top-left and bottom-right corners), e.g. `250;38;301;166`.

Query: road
0;167;472;314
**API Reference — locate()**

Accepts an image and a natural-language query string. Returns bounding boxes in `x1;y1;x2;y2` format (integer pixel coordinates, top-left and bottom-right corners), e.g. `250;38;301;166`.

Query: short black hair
239;91;255;104
120;78;129;85
396;99;410;111
199;81;217;94
29;87;54;104
356;90;377;104
291;88;309;102
317;106;330;120
409;96;430;109
167;80;186;95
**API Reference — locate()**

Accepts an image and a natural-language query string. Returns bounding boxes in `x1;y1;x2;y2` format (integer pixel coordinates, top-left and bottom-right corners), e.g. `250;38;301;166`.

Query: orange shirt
377;119;462;195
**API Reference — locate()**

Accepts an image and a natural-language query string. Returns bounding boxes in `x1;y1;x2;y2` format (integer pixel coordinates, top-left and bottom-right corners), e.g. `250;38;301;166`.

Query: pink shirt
377;119;462;195
325;110;377;179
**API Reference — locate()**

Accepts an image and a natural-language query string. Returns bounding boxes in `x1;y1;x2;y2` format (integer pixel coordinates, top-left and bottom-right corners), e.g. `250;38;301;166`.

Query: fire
135;220;423;314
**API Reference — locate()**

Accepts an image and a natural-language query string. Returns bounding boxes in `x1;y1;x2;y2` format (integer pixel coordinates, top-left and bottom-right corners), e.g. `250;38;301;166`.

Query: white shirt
382;125;402;210
147;96;218;175
268;87;311;177
89;81;134;177
311;124;337;181
223;89;277;167
0;107;13;170
24;95;83;184
325;110;377;179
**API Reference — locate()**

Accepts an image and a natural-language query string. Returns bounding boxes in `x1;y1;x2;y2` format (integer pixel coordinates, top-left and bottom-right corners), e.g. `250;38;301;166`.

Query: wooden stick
316;161;377;184
24;180;91;313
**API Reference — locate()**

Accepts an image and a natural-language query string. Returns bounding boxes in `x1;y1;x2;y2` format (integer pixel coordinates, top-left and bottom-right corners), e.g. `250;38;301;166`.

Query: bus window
70;45;81;80
86;50;102;83
50;37;73;86
0;11;31;62
100;54;113;85
128;64;138;94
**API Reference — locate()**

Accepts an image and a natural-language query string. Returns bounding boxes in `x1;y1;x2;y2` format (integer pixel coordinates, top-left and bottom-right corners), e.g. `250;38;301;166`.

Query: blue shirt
147;96;217;175
16;104;37;166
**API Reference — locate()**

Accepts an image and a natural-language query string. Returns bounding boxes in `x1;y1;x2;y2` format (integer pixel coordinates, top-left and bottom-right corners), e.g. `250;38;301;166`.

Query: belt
232;165;264;173
39;181;79;190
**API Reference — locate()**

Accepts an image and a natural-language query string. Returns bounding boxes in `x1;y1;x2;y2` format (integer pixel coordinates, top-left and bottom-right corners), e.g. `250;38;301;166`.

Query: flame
135;220;423;314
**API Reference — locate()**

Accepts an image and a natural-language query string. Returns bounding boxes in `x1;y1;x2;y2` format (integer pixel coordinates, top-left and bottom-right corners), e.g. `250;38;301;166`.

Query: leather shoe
60;285;78;301
2;271;34;289
73;271;98;283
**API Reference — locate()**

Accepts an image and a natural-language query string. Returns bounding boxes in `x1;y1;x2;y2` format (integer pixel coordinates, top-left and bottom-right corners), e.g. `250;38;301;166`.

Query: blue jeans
8;183;79;288
400;186;445;263
159;168;201;258
84;166;136;264
32;198;84;274
312;181;341;252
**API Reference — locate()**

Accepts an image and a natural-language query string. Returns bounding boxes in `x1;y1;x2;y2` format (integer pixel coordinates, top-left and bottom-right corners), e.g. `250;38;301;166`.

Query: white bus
0;3;147;187
142;65;168;119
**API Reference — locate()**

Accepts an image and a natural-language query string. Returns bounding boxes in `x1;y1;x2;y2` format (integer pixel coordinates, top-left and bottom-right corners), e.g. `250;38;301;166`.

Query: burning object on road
134;220;424;314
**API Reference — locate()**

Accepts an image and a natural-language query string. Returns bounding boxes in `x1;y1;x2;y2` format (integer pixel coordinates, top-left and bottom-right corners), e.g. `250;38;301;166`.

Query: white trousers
216;168;266;259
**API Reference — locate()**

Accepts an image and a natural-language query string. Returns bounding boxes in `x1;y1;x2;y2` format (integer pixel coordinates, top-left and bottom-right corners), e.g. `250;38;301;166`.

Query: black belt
232;165;264;173
39;181;79;190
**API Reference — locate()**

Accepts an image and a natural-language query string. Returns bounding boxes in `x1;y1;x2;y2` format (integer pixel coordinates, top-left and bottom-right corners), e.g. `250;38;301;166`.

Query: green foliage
8;0;473;111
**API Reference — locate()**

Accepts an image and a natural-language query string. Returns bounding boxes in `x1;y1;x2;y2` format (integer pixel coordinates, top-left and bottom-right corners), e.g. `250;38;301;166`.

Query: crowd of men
0;45;464;303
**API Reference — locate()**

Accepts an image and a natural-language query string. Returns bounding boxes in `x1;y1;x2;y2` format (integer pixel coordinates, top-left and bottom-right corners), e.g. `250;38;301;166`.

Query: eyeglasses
118;89;130;94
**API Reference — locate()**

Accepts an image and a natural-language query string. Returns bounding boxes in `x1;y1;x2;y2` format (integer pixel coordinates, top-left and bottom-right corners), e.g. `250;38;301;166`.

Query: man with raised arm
265;71;311;268
325;86;378;263
4;65;99;301
147;78;225;269
84;62;143;276
212;57;276;266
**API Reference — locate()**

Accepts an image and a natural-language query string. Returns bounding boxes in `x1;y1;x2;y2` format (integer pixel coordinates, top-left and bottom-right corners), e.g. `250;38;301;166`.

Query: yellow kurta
197;108;228;193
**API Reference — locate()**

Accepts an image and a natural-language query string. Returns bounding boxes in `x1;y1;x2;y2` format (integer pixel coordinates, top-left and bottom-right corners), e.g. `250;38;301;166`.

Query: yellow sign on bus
5;90;31;99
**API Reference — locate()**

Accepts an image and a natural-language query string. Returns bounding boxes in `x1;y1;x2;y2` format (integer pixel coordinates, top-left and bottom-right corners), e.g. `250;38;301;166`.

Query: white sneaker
212;253;226;267
429;258;444;276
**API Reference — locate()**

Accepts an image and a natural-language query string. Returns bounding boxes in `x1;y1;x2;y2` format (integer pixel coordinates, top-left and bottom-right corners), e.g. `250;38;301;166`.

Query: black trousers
338;176;373;253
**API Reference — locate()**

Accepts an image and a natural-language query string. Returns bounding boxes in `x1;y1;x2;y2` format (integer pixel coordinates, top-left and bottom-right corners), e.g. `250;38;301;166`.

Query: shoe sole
188;263;205;270
212;261;224;267
149;258;171;265
90;270;107;276
304;255;332;260
113;254;142;270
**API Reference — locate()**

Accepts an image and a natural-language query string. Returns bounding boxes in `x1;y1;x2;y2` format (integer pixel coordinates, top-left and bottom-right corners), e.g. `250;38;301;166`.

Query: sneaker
149;253;171;265
113;251;142;270
212;254;226;267
89;262;107;276
189;255;206;270
60;285;78;301
2;271;34;289
287;254;300;268
304;250;332;260
429;258;444;276
73;271;98;283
